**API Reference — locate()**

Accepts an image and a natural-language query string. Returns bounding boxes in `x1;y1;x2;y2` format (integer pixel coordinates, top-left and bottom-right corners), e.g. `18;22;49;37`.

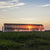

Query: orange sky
0;23;50;31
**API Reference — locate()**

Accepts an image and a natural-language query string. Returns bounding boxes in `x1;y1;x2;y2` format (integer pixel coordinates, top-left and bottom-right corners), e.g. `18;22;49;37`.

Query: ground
0;31;50;50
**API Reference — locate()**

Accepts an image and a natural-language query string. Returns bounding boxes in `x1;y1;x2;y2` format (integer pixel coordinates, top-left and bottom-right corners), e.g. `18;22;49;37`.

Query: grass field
0;31;50;50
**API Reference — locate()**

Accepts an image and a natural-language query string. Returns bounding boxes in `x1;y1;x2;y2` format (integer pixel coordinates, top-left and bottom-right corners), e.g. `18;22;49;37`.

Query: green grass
0;31;50;50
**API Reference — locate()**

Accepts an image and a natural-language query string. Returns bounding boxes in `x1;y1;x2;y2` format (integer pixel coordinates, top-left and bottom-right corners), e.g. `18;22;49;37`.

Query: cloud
0;2;14;8
12;0;18;1
0;0;18;2
19;18;36;20
9;0;19;2
15;3;25;6
1;9;7;11
0;0;25;8
39;4;50;7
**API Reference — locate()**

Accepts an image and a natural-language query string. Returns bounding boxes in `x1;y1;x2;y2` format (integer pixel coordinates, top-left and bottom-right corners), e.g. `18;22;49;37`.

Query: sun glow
26;25;32;31
28;26;32;29
26;25;32;29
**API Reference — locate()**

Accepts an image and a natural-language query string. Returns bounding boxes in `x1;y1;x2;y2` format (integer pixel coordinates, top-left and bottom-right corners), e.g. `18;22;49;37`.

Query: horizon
0;23;49;31
0;0;50;30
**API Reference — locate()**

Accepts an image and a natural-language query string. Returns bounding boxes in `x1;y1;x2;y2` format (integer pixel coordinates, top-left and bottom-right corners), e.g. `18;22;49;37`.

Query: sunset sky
0;0;50;30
